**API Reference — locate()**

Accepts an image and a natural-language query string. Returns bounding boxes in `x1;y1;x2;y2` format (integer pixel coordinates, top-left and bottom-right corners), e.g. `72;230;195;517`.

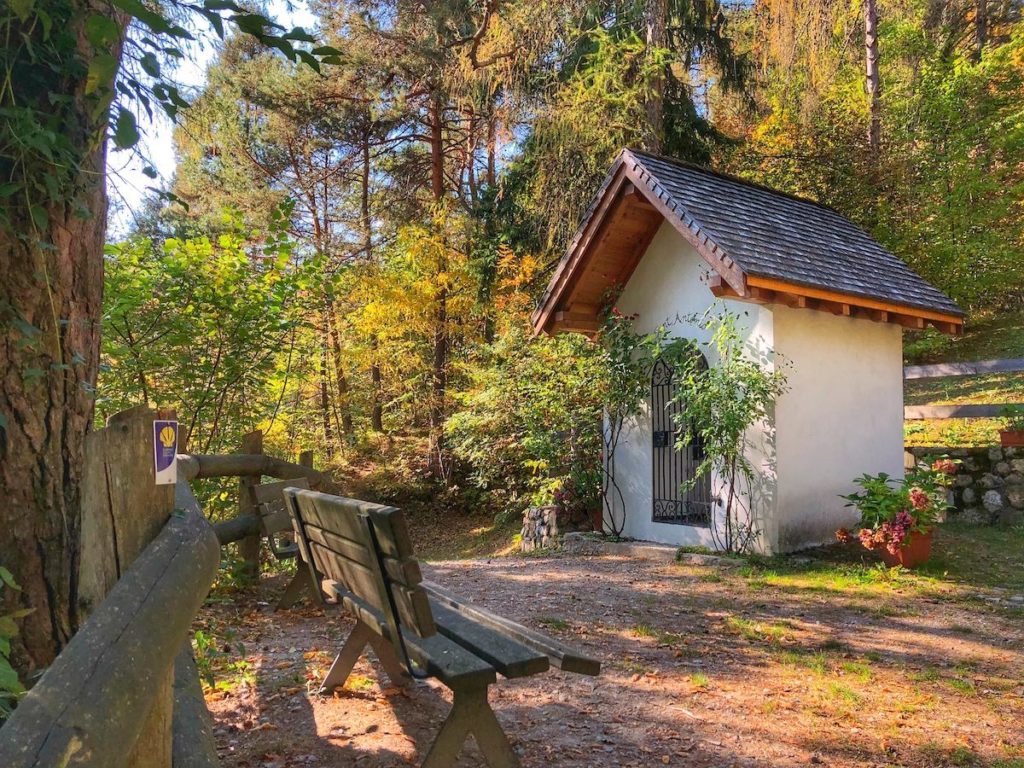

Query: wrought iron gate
651;357;711;526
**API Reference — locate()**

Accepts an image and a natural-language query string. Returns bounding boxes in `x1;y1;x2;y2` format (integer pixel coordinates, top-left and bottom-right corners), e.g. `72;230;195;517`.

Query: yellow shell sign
159;425;176;448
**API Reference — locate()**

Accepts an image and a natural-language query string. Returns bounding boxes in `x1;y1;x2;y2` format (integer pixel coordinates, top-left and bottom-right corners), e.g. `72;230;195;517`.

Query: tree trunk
974;0;988;61
644;0;668;153
427;94;448;478
326;303;353;436
486;116;497;189
361;129;384;433
864;0;882;158
319;311;335;458
0;5;125;679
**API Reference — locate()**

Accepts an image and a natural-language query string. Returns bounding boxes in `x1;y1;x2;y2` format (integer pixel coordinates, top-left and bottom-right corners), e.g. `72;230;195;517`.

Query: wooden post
77;405;177;768
237;430;264;581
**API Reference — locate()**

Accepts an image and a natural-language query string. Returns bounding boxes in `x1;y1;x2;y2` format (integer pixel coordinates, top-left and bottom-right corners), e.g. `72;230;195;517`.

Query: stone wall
520;505;594;551
905;446;1024;524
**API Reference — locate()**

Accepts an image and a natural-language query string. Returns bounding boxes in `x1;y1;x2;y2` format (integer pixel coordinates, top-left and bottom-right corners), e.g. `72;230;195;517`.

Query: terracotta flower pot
1000;430;1024;448
879;529;934;569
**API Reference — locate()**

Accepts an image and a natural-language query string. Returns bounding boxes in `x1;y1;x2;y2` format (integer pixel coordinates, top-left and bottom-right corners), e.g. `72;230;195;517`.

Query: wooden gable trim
618;151;747;296
532;150;752;336
530;163;633;335
709;275;963;335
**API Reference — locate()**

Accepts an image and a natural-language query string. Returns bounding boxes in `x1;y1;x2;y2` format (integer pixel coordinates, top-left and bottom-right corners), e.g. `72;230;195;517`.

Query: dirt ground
198;549;1024;768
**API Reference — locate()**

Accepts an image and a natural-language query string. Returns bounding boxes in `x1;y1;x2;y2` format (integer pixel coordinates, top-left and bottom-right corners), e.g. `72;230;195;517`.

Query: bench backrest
253;477;310;534
283;488;436;639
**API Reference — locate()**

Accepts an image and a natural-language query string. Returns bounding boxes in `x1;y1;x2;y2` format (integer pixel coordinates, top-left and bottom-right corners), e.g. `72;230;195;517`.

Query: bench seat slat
326;581;497;689
429;600;549;679
422;581;601;676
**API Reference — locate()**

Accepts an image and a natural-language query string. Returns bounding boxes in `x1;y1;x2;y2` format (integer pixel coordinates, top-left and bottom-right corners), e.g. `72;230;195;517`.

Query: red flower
835;527;854;544
931;459;957;475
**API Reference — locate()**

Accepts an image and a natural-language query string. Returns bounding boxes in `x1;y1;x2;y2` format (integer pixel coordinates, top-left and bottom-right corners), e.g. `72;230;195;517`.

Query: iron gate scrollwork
651;355;711;526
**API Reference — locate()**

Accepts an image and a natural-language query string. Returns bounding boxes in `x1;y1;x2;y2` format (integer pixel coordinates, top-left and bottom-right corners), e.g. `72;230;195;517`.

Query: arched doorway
650;355;711;526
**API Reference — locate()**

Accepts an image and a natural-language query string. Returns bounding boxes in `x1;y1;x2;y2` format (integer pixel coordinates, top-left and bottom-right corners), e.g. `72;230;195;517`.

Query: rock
956;474;975;488
1007;487;1024;509
996;461;1012;476
1012;459;1024;473
982;490;1004;513
964;457;982;472
989;447;1004;462
980;473;1004;489
1005;473;1024;486
961;487;977;505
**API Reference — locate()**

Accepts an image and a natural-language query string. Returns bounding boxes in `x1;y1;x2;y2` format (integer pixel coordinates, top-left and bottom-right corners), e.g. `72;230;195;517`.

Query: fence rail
0;411;325;767
0;479;220;767
904;357;1024;421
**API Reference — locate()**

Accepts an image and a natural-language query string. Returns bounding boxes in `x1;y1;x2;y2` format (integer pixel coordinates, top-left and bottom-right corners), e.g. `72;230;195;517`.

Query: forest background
98;0;1024;524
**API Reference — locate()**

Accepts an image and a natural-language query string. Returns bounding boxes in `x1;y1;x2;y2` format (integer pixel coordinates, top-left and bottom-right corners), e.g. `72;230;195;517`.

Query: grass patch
725;616;788;644
909;666;941;683
950;745;981;766
948;677;977;696
826;682;862;704
840;661;873;683
537;616;569;631
631;623;657;638
689;672;710;689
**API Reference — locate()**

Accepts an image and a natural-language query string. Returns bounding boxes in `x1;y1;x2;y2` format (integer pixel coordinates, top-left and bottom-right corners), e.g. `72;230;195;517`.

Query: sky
106;1;317;236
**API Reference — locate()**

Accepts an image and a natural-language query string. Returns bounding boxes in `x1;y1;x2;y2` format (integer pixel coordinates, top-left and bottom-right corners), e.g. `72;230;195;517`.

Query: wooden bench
251;477;313;609
282;488;601;768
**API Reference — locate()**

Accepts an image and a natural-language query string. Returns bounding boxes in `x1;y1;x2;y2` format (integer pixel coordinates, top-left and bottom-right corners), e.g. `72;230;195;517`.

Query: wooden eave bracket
708;275;963;335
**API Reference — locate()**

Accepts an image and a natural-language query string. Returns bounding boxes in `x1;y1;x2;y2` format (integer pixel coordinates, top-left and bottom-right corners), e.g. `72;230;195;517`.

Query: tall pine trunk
864;0;881;159
427;95;449;479
361;130;384;433
0;3;125;677
644;0;668;153
974;0;988;61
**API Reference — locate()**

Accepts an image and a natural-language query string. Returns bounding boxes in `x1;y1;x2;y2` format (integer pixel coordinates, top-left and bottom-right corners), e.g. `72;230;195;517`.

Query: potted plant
999;405;1024;447
836;460;955;568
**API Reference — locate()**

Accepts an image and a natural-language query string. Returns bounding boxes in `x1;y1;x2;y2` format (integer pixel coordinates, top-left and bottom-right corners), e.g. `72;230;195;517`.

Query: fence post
78;405;177;767
237;429;264;580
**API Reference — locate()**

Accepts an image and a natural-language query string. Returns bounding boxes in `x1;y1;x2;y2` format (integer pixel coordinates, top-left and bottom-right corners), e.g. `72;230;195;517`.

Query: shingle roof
625;149;963;317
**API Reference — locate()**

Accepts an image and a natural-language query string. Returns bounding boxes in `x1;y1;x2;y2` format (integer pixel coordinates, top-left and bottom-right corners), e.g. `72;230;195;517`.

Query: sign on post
153;420;178;485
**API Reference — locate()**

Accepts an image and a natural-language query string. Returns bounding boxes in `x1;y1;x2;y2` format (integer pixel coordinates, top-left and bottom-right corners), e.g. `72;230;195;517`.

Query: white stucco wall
770;306;905;551
610;222;776;550
606;221;905;553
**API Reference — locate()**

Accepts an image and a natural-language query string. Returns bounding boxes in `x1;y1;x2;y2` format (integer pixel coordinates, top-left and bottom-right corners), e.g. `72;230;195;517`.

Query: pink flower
909;488;930;511
931;459;957;475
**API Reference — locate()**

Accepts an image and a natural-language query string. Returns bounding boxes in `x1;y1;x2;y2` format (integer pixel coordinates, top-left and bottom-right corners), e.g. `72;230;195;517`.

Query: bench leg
275;565;314;611
320;620;411;694
421;685;519;768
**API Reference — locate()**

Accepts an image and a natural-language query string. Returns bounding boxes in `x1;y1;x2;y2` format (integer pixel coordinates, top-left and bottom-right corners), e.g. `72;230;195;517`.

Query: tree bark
974;0;988;61
319;311;335;458
361;129;384;433
644;0;668;153
427;94;448;478
0;4;125;678
864;0;882;158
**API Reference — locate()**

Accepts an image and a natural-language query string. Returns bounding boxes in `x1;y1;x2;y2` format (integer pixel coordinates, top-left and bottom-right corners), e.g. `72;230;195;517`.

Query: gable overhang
532;150;964;338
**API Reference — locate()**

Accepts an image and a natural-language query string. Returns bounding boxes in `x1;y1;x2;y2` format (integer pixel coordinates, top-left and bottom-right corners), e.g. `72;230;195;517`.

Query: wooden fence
903;357;1024;420
0;410;327;766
